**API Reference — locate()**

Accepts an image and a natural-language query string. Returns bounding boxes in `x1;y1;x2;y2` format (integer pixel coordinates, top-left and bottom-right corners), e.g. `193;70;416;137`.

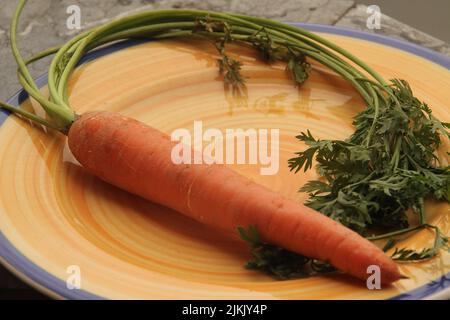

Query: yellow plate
0;25;449;299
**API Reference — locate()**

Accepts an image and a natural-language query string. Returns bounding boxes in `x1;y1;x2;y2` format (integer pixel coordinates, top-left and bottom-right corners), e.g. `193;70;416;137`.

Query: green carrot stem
0;100;60;130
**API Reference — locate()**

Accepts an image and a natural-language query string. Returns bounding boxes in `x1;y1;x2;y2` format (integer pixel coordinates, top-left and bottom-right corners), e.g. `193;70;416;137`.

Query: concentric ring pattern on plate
0;26;449;299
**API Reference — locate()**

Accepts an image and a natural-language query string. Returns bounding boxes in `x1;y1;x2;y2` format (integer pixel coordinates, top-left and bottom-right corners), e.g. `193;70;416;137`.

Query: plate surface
0;24;449;300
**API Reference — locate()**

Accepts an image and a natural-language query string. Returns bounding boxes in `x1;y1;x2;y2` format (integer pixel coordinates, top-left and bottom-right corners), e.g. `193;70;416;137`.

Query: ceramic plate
0;23;449;300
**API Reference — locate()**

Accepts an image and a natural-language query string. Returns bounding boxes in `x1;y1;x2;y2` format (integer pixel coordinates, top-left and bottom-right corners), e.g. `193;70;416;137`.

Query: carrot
68;111;401;284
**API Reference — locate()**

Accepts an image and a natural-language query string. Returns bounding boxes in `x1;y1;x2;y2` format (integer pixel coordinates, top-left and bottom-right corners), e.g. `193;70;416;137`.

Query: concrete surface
356;0;450;43
336;4;450;56
1;0;449;100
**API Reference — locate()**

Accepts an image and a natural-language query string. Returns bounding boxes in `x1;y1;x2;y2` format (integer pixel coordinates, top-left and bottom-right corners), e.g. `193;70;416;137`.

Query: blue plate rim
0;22;449;300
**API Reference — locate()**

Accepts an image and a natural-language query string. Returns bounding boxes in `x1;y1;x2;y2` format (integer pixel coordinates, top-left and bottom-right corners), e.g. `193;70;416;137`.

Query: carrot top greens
1;0;449;279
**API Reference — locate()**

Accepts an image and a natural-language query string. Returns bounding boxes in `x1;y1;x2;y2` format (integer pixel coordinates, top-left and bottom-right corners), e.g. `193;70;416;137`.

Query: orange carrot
68;111;401;284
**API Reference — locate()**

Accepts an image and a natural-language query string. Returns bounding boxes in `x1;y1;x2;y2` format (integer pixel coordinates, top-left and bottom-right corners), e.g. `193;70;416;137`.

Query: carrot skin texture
68;111;401;284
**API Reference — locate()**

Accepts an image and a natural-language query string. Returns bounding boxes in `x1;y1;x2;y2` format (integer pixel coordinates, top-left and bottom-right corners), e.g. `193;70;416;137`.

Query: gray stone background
0;0;449;299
